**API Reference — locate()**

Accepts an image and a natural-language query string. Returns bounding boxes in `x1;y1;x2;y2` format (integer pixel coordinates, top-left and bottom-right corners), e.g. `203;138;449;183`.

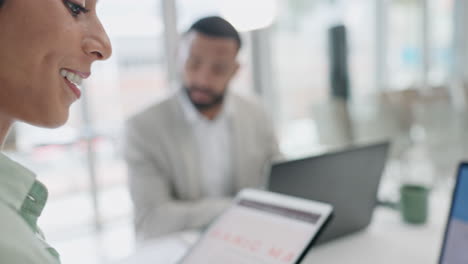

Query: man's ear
231;61;240;77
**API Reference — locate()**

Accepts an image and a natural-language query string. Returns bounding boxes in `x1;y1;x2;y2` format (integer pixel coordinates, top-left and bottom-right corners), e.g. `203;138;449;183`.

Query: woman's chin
24;112;69;129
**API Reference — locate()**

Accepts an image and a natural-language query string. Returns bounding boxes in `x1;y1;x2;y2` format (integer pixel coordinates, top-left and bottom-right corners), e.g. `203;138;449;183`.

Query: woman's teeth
60;69;83;86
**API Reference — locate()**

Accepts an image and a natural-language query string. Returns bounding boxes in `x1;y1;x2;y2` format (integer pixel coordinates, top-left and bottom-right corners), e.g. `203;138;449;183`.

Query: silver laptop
268;141;389;245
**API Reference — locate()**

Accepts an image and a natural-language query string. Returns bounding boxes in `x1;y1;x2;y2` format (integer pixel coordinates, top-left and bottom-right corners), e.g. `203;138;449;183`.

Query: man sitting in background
124;16;282;242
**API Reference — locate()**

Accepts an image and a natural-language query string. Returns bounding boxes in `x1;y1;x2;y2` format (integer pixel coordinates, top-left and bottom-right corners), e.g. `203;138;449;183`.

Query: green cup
400;184;429;224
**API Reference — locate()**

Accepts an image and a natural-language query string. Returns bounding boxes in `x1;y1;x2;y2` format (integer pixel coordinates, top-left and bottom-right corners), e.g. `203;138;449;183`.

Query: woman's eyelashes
64;0;89;17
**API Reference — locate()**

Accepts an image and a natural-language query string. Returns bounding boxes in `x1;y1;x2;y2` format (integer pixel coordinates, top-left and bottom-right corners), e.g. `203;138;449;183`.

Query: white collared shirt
0;153;59;263
178;90;233;197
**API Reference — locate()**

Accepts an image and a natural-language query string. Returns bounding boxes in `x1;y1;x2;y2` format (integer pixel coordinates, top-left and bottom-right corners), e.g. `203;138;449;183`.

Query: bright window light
220;0;278;31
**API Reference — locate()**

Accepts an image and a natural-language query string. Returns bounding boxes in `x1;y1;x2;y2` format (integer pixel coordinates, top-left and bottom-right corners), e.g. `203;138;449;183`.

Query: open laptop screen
439;163;468;264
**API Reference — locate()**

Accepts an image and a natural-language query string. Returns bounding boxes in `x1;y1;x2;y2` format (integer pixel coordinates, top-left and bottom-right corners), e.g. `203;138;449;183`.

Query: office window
387;0;424;89
270;0;374;156
342;0;375;97
386;0;453;90
271;0;374;120
271;1;329;122
428;0;453;86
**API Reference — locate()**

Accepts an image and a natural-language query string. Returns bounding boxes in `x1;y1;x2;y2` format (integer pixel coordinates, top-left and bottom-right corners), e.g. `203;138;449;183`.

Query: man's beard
184;85;226;111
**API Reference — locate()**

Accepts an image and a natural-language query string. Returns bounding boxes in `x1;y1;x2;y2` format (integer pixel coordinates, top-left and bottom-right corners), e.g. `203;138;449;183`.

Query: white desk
304;207;446;264
115;191;450;264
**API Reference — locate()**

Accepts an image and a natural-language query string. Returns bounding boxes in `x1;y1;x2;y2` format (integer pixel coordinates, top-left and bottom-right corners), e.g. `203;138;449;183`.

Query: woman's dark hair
0;0;4;8
187;16;242;50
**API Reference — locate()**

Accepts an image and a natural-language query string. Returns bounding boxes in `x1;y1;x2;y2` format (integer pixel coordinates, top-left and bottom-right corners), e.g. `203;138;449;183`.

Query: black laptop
268;142;389;245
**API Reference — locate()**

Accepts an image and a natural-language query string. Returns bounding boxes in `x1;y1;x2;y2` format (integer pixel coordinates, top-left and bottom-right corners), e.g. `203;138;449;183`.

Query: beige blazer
124;90;281;242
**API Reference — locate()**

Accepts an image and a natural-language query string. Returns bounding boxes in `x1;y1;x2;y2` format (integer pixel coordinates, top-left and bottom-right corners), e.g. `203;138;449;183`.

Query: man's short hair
187;16;242;50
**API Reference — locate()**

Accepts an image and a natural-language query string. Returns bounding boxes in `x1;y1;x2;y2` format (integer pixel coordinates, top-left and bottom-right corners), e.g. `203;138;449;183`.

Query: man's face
182;32;239;111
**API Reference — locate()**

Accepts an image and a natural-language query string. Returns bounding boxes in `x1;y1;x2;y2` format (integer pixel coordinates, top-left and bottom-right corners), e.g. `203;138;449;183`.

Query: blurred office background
3;0;468;263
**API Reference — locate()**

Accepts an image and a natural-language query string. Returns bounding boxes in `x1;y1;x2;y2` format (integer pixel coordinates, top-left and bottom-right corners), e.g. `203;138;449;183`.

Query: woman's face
0;0;111;128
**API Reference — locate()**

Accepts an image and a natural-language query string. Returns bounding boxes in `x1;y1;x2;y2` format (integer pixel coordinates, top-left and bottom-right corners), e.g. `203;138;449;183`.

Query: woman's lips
63;77;82;99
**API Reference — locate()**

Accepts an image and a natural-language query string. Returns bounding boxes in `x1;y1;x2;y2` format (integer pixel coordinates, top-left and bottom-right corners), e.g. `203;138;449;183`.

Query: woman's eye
64;0;89;17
